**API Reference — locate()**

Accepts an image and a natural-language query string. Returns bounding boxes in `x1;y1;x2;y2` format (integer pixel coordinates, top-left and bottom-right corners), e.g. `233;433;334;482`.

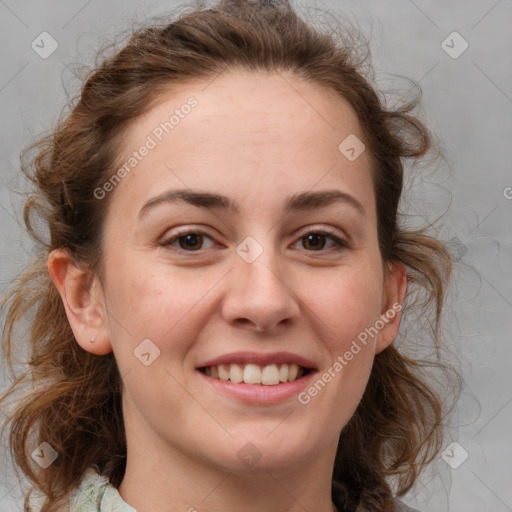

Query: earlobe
47;249;112;355
375;261;407;354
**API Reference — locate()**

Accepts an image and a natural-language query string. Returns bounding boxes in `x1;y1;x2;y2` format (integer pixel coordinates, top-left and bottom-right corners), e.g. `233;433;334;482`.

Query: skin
48;69;407;512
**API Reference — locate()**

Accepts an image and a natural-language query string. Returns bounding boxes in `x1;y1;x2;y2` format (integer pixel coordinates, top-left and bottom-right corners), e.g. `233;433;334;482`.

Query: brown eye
177;233;203;250
294;230;349;252
161;230;215;252
301;233;328;251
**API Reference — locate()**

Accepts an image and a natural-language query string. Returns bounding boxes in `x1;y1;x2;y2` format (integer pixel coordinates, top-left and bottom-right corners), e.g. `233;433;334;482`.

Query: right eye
160;229;218;252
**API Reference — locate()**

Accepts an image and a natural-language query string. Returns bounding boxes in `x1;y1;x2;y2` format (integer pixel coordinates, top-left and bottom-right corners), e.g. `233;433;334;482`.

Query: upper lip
197;351;318;370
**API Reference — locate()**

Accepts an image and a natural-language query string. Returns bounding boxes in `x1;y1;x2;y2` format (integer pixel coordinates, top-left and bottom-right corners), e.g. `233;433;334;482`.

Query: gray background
1;0;511;511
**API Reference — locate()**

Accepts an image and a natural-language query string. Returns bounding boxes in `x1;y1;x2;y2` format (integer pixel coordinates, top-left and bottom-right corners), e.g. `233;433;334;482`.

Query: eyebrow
138;188;366;219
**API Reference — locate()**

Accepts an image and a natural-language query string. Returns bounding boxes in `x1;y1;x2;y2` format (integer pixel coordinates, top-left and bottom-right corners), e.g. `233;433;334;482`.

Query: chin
202;431;318;475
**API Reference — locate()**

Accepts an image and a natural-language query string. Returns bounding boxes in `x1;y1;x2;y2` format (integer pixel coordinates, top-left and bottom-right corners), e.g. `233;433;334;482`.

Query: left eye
161;231;216;251
160;229;348;252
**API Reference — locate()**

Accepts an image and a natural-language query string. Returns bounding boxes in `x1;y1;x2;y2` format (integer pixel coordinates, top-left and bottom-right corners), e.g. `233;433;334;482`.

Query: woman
0;0;456;510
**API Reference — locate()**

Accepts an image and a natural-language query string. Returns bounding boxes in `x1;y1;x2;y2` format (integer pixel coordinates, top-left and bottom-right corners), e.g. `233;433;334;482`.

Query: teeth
218;364;230;381
279;363;289;383
229;363;244;383
243;364;262;384
288;363;298;382
261;364;280;385
203;363;305;385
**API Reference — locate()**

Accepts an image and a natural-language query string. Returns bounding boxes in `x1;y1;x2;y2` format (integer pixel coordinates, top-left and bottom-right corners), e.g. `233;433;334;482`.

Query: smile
198;363;311;385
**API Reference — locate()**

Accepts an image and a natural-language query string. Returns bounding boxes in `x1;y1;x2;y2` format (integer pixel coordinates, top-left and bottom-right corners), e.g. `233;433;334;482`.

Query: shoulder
67;467;136;512
332;480;422;512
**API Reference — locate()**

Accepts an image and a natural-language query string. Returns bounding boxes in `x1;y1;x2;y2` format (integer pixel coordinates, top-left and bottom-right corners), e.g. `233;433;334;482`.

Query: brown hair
0;1;458;510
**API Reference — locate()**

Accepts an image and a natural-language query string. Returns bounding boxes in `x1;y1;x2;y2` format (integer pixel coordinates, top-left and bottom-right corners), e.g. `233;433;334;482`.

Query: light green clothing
69;467;420;511
68;468;135;512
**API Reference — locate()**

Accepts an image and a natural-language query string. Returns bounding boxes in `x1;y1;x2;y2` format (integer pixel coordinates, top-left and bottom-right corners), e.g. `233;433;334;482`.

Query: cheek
298;270;380;426
102;254;206;360
312;263;383;346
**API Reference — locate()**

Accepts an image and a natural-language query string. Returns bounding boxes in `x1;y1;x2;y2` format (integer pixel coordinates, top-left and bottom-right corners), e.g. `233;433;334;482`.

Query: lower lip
197;370;317;404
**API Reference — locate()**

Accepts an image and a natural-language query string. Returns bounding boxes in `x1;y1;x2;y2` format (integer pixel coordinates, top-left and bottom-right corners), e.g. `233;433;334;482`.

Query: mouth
197;363;313;386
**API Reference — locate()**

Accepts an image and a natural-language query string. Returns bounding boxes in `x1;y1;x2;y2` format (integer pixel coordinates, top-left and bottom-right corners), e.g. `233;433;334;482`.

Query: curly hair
0;1;459;511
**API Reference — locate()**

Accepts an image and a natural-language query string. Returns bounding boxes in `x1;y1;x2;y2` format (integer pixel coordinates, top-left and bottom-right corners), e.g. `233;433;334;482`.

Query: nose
221;240;300;333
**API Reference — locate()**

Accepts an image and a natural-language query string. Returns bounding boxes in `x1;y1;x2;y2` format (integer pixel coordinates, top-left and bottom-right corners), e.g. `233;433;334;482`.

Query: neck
118;415;339;512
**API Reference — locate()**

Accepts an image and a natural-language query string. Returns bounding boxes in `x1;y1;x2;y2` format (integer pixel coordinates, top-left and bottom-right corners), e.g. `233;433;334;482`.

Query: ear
47;248;112;355
375;261;407;354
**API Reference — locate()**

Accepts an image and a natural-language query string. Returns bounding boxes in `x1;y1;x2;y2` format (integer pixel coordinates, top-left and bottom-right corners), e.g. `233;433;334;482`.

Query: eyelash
160;227;350;254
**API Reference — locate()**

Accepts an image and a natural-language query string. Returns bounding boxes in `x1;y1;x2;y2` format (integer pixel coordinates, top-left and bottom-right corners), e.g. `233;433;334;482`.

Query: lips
196;351;317;387
197;354;318;406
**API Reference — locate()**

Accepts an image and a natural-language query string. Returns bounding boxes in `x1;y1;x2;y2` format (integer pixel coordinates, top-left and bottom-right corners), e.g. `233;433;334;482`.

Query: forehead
147;69;363;150
105;69;375;222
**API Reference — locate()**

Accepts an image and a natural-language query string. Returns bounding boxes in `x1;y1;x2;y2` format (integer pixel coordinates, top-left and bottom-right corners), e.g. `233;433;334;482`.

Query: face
71;70;404;476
